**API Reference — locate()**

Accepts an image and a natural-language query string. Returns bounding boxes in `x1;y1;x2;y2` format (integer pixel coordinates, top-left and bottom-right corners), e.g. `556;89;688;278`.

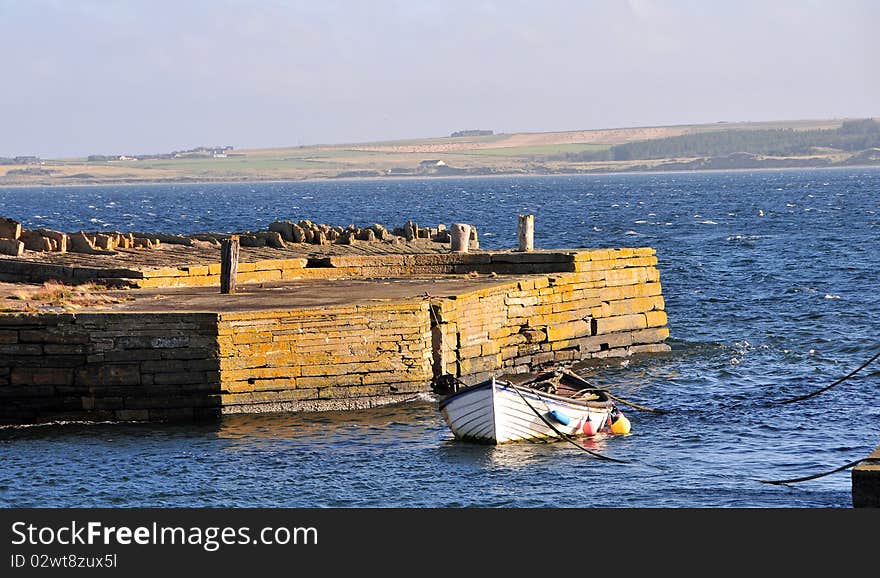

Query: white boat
434;371;628;444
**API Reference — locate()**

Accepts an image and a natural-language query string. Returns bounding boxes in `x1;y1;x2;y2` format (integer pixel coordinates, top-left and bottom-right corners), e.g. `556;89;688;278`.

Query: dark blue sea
1;168;878;507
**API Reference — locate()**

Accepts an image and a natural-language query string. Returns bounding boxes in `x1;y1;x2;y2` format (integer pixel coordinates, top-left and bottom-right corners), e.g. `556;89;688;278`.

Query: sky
0;0;877;158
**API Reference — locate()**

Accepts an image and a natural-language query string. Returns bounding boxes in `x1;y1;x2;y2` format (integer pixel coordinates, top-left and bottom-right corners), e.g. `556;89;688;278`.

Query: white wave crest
0;419;127;431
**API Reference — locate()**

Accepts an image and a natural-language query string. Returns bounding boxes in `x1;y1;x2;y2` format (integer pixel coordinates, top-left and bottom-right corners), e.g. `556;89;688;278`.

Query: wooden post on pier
220;235;239;294
450;224;471;253
517;214;534;252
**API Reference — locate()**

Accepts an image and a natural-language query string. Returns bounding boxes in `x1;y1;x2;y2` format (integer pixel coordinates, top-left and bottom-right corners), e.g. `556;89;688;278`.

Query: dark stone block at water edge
852;447;880;507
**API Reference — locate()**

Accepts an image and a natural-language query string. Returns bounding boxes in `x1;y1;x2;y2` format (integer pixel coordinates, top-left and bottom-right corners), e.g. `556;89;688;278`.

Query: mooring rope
426;290;880;486
423;292;439;319
507;380;668;471
773;347;880;405
603;391;670;414
757;457;880;485
561;370;671;414
441;372;637;464
504;381;633;464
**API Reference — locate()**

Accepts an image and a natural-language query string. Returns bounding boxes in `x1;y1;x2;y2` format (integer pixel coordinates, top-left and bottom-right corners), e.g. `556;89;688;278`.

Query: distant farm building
450;130;493;138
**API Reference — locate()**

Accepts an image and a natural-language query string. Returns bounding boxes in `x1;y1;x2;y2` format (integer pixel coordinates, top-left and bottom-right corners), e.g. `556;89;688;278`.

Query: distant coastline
2;117;878;188
3;162;880;190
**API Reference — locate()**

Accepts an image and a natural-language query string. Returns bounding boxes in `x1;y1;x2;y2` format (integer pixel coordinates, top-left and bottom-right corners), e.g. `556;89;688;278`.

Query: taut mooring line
603;391;670;414
758;457;880;485
773;348;880;405
561;370;671;414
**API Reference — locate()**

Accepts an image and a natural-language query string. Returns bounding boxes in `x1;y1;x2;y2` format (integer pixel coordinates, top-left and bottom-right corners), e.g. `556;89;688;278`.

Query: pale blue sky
1;0;876;158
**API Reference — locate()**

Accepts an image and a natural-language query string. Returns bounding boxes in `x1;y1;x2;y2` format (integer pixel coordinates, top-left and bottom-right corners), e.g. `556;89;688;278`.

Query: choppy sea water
1;168;878;507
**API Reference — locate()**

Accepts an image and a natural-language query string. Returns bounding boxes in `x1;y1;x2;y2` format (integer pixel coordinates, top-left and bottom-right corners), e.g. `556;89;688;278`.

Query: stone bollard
0;238;23;256
264;231;286;249
20;230;52;252
93;233;115;251
291;224;306;243
517;214;534;252
220;235;240;294
36;229;67;253
69;231;100;254
450;223;471;253
0;217;22;240
268;221;294;242
404;220;417;241
370;224;389;240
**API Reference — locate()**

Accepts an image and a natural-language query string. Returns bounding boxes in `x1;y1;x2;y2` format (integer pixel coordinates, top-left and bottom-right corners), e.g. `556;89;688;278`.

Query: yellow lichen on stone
593;314;648;335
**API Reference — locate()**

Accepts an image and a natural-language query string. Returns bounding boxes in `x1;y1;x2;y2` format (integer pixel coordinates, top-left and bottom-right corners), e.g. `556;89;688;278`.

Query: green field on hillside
463;143;612;157
4;117;875;186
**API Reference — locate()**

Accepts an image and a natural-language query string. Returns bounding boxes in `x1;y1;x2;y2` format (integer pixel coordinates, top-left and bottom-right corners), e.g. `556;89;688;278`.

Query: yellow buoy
610;412;631;435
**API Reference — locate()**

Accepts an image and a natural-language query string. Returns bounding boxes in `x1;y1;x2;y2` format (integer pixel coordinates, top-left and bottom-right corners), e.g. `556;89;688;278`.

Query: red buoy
581;415;596;436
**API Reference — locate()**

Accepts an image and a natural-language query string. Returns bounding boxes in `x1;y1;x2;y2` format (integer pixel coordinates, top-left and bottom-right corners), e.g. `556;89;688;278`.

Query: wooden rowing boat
433;370;629;444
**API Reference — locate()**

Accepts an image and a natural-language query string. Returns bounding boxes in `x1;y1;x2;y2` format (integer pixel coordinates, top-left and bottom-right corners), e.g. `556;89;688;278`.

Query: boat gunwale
438;378;613;411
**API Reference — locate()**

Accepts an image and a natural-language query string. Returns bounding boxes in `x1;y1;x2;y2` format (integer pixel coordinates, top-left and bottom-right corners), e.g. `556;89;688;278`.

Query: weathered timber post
517;214;534;252
450;223;471;253
220;235;240;294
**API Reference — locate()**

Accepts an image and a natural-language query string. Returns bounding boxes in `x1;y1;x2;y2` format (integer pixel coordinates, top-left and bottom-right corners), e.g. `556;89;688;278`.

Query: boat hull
439;378;613;444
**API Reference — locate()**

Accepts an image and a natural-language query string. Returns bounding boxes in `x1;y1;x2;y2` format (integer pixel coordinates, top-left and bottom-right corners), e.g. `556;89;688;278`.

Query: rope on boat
506;382;632;464
601;391;670;414
772;347;880;405
561;370;671;414
757;457;880;485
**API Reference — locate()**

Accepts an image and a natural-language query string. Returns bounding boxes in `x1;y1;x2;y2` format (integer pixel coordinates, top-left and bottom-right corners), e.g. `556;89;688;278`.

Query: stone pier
0;247;671;424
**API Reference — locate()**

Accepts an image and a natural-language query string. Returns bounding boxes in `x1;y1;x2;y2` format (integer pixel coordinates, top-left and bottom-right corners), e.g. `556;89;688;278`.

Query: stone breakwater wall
217;303;434;414
0;313;221;424
432;251;668;384
0;248;670;424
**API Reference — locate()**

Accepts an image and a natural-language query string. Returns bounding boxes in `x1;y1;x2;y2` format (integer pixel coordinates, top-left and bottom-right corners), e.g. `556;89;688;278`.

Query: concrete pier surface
83;276;516;313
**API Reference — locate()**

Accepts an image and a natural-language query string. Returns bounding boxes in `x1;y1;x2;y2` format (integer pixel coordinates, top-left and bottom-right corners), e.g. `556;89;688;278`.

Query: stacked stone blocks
216;302;433;413
0;247;670;423
431;248;669;383
0;313;220;424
